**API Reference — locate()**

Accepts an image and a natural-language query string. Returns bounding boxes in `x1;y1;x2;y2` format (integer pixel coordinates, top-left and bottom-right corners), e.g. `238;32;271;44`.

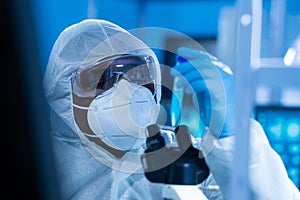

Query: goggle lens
74;54;157;97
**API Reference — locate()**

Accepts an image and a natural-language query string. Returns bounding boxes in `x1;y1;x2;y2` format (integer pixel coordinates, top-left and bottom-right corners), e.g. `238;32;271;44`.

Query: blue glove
170;47;235;138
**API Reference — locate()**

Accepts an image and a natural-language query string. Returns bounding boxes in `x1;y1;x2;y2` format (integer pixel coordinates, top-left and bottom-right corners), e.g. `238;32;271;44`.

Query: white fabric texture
203;119;300;199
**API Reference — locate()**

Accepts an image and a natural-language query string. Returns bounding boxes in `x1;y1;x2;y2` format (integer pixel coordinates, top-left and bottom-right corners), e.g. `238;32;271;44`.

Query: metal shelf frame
230;0;299;199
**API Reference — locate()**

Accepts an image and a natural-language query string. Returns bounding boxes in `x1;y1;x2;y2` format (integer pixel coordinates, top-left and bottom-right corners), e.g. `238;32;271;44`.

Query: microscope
140;124;212;200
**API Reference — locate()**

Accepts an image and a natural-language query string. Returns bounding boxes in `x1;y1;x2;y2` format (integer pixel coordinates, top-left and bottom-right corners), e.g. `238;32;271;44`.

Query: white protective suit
43;19;300;200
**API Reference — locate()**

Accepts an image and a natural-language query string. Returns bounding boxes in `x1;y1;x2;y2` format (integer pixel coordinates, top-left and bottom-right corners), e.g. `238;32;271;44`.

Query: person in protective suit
43;19;300;199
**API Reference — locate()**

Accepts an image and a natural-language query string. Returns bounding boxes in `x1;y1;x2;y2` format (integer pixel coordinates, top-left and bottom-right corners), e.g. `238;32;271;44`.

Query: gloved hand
170;47;235;138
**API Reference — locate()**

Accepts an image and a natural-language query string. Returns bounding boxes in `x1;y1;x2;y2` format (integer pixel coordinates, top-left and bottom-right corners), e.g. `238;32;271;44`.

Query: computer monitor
255;106;300;189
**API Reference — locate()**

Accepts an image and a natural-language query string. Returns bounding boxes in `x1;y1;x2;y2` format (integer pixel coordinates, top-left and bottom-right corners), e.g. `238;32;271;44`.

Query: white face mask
87;79;160;150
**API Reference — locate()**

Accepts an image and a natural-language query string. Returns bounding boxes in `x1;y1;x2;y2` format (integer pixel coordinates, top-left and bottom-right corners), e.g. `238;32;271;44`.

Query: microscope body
140;124;210;200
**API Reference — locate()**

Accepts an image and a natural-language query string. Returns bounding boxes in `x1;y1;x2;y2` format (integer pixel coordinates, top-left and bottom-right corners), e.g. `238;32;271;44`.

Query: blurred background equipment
231;0;300;198
1;0;60;199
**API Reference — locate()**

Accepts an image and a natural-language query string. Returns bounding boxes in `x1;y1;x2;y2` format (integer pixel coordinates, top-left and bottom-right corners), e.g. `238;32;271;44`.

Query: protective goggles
73;54;157;97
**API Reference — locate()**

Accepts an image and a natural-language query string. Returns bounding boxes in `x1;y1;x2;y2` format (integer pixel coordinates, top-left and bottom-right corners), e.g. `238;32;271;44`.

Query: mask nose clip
96;72;128;96
113;72;131;83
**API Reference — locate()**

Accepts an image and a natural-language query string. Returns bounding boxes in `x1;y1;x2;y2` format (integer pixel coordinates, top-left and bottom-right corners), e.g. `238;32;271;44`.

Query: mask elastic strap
72;103;91;110
72;102;128;158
